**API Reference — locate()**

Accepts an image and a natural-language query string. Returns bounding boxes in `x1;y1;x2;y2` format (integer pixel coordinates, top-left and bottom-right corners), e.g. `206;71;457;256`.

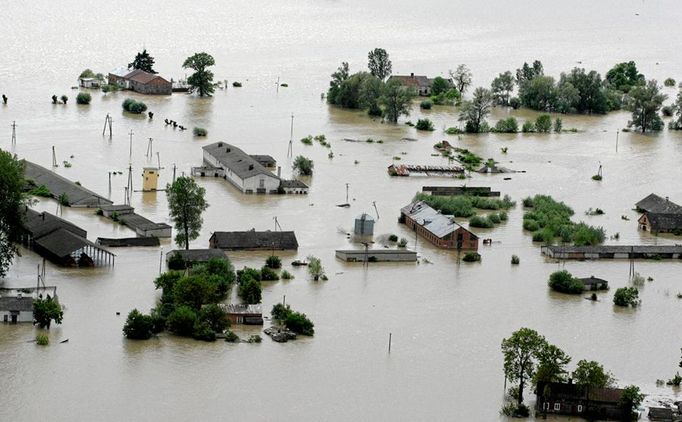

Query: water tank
354;213;375;235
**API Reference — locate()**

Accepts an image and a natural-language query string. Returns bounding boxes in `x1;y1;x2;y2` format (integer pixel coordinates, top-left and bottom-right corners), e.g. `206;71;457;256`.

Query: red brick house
107;68;172;95
399;201;478;250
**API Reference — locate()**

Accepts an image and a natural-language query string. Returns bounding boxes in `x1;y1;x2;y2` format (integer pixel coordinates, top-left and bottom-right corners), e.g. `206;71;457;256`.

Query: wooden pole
388;332;392;353
615;130;619;152
159;249;163;274
11;121;16;145
282;295;286;307
128;130;134;162
287;113;294;157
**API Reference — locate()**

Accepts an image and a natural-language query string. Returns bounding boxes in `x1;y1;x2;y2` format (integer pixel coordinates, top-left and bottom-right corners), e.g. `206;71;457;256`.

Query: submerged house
389;73;451;96
23;160;112;208
399;201;478;250
635;194;682;214
578;276;609;291
166;249;227;269
638;212;682;234
1;286;58;324
194;142;308;194
536;381;626;420
108;68;172;95
209;230;298;251
222;303;263;325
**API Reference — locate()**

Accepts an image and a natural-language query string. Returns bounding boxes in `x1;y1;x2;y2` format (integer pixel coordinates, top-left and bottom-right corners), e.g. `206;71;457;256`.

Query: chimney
248;164;254;170
218;142;223;147
666;196;669;202
226;148;231;153
410;72;414;78
277;166;281;177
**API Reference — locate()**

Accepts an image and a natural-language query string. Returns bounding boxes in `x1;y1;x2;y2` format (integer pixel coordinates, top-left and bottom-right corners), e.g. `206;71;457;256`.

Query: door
11;314;17;323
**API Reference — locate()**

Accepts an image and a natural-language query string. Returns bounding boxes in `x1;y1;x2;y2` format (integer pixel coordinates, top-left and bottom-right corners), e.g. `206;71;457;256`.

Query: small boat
291;260;308;266
60;339;69;344
336;203;350;208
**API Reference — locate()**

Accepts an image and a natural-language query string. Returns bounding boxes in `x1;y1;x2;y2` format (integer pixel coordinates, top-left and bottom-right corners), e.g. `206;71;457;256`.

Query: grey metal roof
0;296;33;312
223;303;262;315
100;204;135;212
280;179;308;189
636;193;682;214
34;228;100;258
167;249;226;262
400;201;466;238
210;231;298;250
545;245;682;254
249;154;276;167
645;212;682;230
119;213;170;231
203;142;280;180
23;160;112;207
336;249;416;255
96;237;160;247
24;208;87;239
577;276;608;286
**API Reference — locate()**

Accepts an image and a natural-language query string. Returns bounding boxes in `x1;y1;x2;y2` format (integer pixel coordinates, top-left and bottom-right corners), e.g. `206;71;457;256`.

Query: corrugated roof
400;201;466;238
124;69;170;85
390;75;431;88
545;245;682;254
0;296;34;312
645;213;682;231
23;160;112;207
577;276;608;285
223;303;262;315
636;193;682;214
280;179;308;189
24;208;87;240
210;231;298;250
203;142;280;180
118;213;170;231
249;154;277;166
34;228;98;258
167;249;226;262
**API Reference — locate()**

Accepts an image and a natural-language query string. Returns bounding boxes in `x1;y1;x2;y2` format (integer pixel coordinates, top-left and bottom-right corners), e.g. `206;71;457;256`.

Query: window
577;405;583;412
259;179;265;188
543;403;549;411
554;403;561;411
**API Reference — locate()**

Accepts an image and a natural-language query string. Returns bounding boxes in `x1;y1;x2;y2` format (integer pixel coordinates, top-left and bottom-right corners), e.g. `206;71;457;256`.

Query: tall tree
626;79;666;132
182;52;216;97
606;61;644;93
620;385;644;419
458;87;493;133
491;71;515;106
359;74;384;116
450;64;473;94
558;68;608;114
533;343;571;384
519;76;557;111
128;49;157;74
501;328;547;407
380;79;413;123
572;359;616;388
0;150;27;278
33;295;63;329
516;60;544;86
327;62;350;104
431;76;449;96
367;48;392;80
167;176;208;250
672;90;682;130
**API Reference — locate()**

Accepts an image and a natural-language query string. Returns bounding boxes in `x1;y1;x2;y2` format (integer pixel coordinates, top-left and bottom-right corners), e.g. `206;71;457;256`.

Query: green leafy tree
519;76;556;111
620;385;644;420
533;343;571;384
367;48;392;80
265;255;282;269
501;327;547;407
431;76;449;96
166;305;198;337
307;255;325;281
128;49;157;74
535;114;553;132
33;295;63;329
271;303;291;321
548;270;585;294
284;311;315;335
626;79;666;132
293;155;314;176
516;60;544;86
238;278;262;304
572;359;616;388
327;62;350;104
182;52;216;96
198;303;229;333
329;71;372;109
672;90;682;130
458;87;493;133
555;81;580;113
122;309;154;339
558;68;608;114
380;78;414;123
167;176;208;250
173;275;217;310
450;64;473;94
613;287;640;307
606;61;644;93
491;71;515;106
359;74;384;116
494;117;519;133
0;151;27;278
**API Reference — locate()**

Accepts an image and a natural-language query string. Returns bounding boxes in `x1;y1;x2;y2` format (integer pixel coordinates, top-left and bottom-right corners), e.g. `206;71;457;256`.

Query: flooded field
2;1;682;420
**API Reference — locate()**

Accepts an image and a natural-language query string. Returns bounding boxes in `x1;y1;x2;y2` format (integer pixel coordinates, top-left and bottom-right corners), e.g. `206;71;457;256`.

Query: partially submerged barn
399;201;478;250
209;230;298;251
23;160;112;208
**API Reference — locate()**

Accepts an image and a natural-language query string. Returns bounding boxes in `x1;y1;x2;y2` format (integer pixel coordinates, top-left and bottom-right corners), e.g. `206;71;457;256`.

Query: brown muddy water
2;1;682;421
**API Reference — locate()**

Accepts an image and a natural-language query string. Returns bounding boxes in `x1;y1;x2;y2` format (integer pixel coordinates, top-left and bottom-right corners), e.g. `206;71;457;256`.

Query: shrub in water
469;215;493;228
548;270;584;294
224;330;240;343
265;255;282;269
511;255;520;265
76;92;91;105
415;118;435;131
36;333;49;346
535;114;552;133
193;127;207;136
281;270;294;280
462;252;481;262
420;100;433;110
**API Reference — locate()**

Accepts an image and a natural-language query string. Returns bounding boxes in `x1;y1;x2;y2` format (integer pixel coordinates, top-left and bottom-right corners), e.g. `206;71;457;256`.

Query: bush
494;117;519;133
489;213;501;224
247;334;262;343
193;127;207;136
521;121;535;133
29;185;52;197
509;97;521;109
33;295;63;329
284;311;315;336
60;95;68;104
192;321;216;342
166;305;199;337
554;117;563;133
511;255;520;265
522;195;605;246
260;266;279;281
548;270;584;294
281;270;294;280
397;238;408;248
613;287;639;307
469;215;494;228
167;253;187;270
388;234;399;242
293;155;314;176
123;309;154;339
462;252;481;262
238;278;262;304
58;193;69;206
415;118;435;131
224;330;240;343
76;92;91;105
36;333;49;346
199;304;229;333
307;255;325;281
445;127;464;135
122;98;147;114
498;211;508;221
420;100;433;110
413;193;515;218
664;78;676;87
535;114;552;132
237;267;261;283
271;303;291;321
592;174;602;181
300;135;313;145
265;255;282;269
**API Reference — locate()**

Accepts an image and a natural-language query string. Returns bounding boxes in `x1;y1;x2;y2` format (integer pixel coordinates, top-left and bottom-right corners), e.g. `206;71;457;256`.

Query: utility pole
52;146;57;168
146;137;153;158
172;163;177;183
373;201;380;219
10;121;16;145
346;183;349;204
287;113;294;158
159;250;163;274
276;76;280;93
156;152;161;170
128;130;134;162
108;171;112;198
126;165;133;204
102;114;112;137
615;130;619;152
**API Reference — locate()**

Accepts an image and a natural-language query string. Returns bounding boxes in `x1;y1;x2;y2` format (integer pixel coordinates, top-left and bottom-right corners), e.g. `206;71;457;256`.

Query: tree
431;76;449;96
501;327;547;406
307;255;325;281
182;52;215;96
491;71;515;106
573;359;616;388
166;305;198;337
76;92;91;105
367;48;392;80
238;278;262;304
620;385;644;420
535;114;553;133
173;275;217;310
293;155;314;176
265;255;282;269
60;95;68;104
672;90;682;130
327;62;350;104
33;295;63;329
122;309;154;339
516;60;544;86
167;177;208;250
359;74;384;116
534;343;571;384
558;68;608;114
450;64;472;94
626;79;666;132
519;76;556;111
548;270;585;294
198;303;229;333
606;61;644;93
284;311;315;335
380;78;414;123
458;87;493;133
613;287;640;307
0;150;27;278
128;49;157;74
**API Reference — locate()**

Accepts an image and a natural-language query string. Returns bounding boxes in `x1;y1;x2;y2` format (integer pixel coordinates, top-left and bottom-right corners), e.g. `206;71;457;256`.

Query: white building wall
1;310;33;323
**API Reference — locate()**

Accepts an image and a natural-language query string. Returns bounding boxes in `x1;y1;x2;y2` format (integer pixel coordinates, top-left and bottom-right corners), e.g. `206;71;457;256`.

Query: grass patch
415;193;515;218
522;195;605;246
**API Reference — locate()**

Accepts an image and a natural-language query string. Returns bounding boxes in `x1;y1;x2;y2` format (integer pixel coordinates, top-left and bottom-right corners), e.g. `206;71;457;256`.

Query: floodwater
2;1;682;420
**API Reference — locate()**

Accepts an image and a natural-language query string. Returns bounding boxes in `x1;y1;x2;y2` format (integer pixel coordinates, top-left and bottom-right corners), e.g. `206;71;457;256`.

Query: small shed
166;249;227;269
222;303;263;325
354;213;375;235
0;293;34;323
578;276;609;291
142;168;160;192
79;78;100;89
648;407;674;421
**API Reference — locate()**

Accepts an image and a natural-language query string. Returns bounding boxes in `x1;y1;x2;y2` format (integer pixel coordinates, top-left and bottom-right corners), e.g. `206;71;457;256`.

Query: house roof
249;154;276;167
96;237;160;247
280;179;308;189
223;303;262;315
390;75;431;88
203;142;280;180
210;230;298;250
24;208;87;240
577;276;608;286
23;160;112;207
34;228;99;258
0;296;34;312
538;381;624;404
648;407;674;420
166;249;227;263
118;213;170;231
100;204;135;212
400;201;475;239
355;213;375;222
643;212;682;231
636;193;682;214
544;245;682;254
126;69;170;85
